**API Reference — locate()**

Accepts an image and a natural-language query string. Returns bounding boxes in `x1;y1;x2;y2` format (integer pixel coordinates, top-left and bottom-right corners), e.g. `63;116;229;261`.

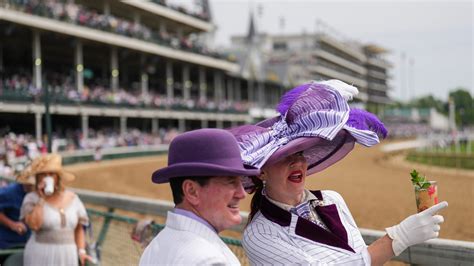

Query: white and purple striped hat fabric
229;80;387;174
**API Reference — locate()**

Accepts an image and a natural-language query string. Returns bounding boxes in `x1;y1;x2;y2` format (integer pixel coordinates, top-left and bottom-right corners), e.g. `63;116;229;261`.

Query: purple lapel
316;205;349;243
260;194;291;226
310;190;349;244
260;190;355;253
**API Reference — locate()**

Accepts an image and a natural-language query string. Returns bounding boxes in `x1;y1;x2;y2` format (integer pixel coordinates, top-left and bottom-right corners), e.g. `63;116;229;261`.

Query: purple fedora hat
152;128;260;184
229;80;387;177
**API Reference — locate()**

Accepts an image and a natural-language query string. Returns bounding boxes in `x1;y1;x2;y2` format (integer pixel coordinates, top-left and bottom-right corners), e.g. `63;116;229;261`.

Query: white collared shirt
140;211;241;265
266;189;331;231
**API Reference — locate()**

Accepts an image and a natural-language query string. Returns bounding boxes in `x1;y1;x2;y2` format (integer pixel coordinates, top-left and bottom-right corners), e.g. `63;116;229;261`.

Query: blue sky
176;0;473;102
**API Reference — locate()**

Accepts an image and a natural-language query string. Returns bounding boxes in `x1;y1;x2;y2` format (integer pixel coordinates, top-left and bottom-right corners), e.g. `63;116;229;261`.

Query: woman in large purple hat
230;80;448;265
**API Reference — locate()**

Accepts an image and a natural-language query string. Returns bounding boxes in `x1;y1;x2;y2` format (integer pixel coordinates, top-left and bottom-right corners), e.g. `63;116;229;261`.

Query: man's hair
169;176;212;205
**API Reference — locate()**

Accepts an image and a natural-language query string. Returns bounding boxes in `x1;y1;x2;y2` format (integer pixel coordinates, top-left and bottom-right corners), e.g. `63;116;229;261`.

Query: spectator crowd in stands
385;123;433;139
4;0;228;60
0;128;180;178
0;72;251;113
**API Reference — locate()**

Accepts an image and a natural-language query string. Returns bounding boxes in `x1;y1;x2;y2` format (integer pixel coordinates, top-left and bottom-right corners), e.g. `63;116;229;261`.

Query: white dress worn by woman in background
19;153;91;266
20;191;89;266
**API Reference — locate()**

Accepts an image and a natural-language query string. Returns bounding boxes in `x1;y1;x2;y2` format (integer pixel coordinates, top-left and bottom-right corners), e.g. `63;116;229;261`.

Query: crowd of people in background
4;0;225;60
385;123;433;138
0;126;181;264
0;123;182;264
0;72;251;113
0;128;180;179
72;127;180;150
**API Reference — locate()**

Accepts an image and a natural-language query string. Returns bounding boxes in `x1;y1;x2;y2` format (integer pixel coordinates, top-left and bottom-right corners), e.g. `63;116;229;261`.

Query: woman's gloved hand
385;201;448;256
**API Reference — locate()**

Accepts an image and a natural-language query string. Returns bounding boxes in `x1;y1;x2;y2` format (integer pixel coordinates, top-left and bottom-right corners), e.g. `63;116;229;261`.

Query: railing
83;208;248;265
360;229;474;265
1;0;226;61
71;188;249;265
0;89;251;114
60;145;169;165
381;136;474;170
146;0;211;22
407;151;474;169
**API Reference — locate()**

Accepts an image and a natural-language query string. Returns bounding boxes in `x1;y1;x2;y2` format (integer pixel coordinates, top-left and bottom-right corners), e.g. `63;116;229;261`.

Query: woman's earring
261;180;267;196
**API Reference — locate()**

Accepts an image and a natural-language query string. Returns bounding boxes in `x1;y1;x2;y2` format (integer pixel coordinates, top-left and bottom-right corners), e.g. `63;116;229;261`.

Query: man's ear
182;179;200;205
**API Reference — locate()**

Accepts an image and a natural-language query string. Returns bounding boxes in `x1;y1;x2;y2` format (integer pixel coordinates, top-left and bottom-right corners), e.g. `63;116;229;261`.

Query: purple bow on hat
230;80;388;174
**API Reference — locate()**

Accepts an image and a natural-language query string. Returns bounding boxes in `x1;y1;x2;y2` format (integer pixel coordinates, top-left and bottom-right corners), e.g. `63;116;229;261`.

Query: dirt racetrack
66;141;474;242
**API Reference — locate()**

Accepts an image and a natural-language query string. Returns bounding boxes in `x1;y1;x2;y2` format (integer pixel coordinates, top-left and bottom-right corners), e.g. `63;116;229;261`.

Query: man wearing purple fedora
139;128;259;266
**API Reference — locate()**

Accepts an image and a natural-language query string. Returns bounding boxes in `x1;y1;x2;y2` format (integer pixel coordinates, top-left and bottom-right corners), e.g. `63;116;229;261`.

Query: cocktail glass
415;181;438;213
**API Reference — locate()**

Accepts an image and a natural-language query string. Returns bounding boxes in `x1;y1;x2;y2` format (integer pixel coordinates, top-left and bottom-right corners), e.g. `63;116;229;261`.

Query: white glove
385;201;448;256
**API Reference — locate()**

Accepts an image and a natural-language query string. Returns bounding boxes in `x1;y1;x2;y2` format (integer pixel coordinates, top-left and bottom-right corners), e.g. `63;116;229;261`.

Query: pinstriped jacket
139;211;241;266
243;190;371;265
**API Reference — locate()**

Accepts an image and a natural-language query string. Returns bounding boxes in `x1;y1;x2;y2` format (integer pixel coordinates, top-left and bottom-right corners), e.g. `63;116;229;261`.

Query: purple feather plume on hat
276;83;311;115
347;109;388;138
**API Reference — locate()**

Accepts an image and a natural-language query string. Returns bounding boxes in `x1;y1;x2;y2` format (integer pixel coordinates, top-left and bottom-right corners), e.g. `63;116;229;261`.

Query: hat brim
59;171;76;182
36;170;76;182
265;130;355;175
16;175;35;185
152;162;261;184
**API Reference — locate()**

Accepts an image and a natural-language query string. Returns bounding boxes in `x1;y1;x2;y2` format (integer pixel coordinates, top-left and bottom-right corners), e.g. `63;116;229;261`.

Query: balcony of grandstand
0;71;252;113
2;0;221;59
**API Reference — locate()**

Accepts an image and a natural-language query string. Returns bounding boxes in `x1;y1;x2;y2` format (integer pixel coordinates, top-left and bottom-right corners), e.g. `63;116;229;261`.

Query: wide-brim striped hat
229;80;387;179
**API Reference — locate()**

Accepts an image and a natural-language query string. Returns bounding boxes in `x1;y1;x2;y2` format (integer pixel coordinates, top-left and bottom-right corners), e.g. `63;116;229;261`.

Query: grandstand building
231;19;392;114
0;0;284;144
